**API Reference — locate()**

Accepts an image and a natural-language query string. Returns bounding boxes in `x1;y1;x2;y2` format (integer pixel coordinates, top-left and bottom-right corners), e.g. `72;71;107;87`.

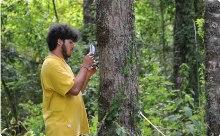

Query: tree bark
205;0;220;135
96;0;139;135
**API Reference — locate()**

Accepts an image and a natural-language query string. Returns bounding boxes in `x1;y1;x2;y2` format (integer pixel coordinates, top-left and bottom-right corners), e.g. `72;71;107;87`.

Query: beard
61;44;70;60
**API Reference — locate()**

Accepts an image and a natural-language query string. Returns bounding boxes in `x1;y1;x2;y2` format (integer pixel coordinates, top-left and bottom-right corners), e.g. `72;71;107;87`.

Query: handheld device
89;44;96;55
87;44;99;67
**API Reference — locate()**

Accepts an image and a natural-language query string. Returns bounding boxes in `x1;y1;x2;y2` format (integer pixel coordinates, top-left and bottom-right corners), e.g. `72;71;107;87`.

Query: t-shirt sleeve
47;63;74;96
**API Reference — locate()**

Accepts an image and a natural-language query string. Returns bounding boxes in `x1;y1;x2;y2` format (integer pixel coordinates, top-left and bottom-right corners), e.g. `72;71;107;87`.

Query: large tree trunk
96;0;139;135
173;0;200;104
205;0;220;135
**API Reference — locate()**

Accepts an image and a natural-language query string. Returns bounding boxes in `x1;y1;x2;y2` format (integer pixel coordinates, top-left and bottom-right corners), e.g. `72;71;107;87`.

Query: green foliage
139;61;206;135
83;71;100;125
179;63;190;92
81;24;96;44
20;101;44;136
106;90;125;122
115;123;129;136
195;18;205;40
136;1;206;135
89;114;98;135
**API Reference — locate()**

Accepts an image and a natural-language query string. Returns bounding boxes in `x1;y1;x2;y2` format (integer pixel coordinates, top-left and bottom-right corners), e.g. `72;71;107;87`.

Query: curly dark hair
46;23;80;51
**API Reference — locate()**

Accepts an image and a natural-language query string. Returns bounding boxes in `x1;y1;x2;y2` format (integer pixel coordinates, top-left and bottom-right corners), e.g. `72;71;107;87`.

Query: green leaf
183;106;192;117
186;123;195;135
164;114;181;122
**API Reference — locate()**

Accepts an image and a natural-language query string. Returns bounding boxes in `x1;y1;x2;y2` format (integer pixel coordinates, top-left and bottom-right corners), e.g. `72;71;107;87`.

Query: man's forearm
81;73;91;93
68;67;88;95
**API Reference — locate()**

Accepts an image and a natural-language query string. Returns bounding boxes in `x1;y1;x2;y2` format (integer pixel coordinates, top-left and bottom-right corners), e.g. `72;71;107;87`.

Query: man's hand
68;53;96;96
87;66;97;77
82;53;94;69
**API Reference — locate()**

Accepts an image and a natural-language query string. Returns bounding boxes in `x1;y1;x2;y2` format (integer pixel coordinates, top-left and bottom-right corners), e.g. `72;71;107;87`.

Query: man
41;23;96;136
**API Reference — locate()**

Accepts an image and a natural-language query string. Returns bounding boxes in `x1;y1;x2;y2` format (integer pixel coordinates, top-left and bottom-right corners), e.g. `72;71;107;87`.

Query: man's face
61;39;75;59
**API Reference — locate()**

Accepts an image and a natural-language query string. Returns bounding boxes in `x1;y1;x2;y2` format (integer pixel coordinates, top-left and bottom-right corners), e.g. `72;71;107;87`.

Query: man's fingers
87;54;94;59
88;66;95;71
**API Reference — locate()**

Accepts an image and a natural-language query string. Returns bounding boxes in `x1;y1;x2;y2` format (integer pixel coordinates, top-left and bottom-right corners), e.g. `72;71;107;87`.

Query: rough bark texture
205;0;220;135
96;0;139;135
173;0;200;104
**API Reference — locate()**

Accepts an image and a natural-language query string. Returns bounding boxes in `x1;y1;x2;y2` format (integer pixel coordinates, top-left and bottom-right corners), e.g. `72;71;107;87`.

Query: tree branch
52;0;59;22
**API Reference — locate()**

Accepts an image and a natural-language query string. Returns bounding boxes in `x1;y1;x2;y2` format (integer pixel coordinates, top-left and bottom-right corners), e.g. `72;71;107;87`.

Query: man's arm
67;54;96;95
80;67;96;92
67;66;88;95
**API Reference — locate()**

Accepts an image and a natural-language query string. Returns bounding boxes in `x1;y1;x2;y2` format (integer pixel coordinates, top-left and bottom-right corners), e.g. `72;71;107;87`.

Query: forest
1;0;220;136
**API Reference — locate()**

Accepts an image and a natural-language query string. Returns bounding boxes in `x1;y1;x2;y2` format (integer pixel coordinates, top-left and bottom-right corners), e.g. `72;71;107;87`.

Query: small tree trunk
82;0;96;43
173;0;201;104
173;0;195;89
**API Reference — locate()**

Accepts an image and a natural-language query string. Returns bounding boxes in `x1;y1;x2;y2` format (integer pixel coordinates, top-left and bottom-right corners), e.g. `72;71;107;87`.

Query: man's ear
57;39;63;46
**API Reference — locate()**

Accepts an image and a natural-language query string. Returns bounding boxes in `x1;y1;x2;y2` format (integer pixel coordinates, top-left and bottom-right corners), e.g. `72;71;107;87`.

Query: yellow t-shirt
41;54;89;136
